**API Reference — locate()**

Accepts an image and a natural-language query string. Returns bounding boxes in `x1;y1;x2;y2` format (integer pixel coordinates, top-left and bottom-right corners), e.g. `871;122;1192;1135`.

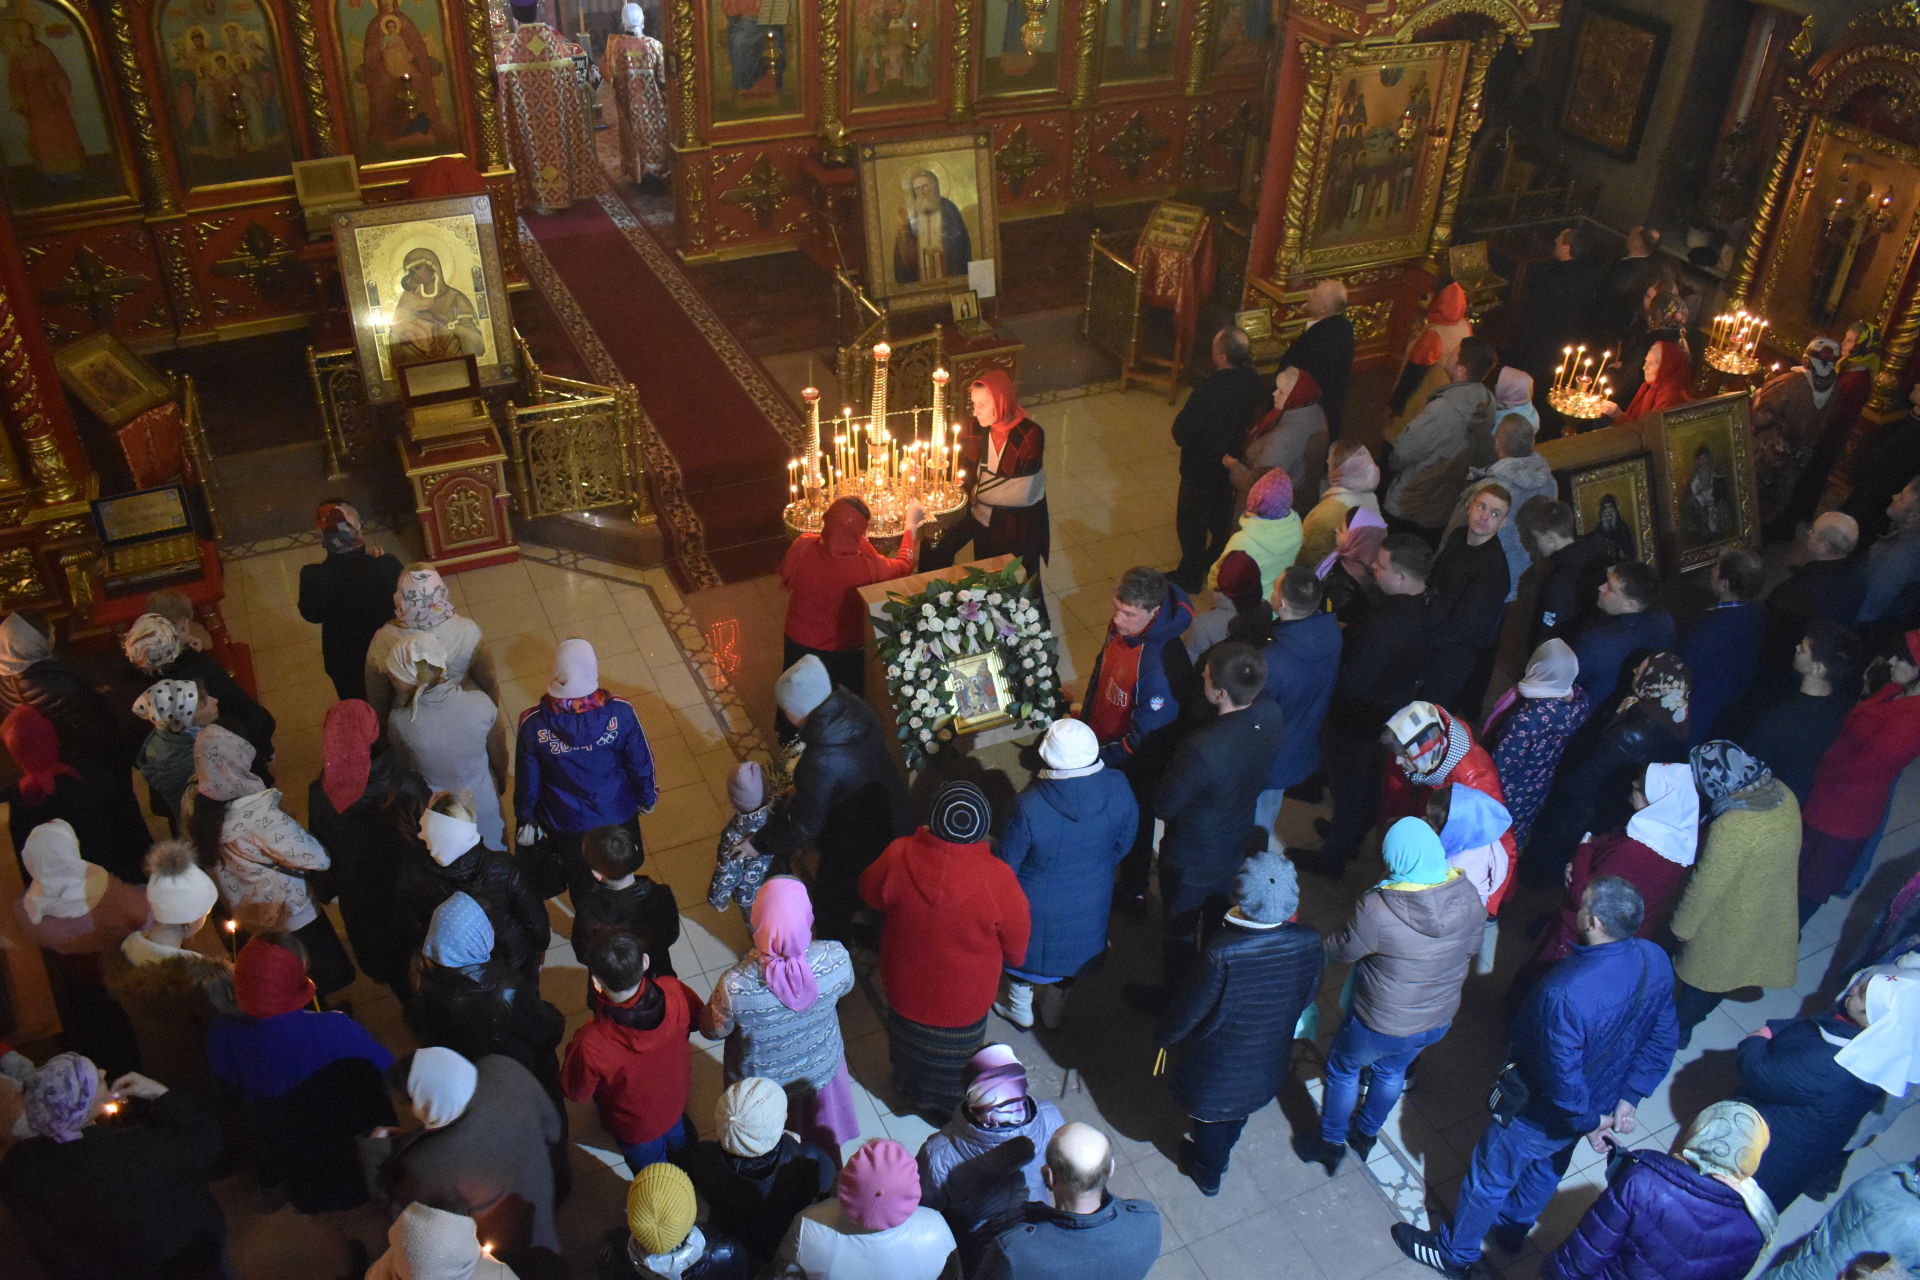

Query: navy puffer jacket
1158;918;1322;1121
1543;1150;1766;1280
997;769;1138;982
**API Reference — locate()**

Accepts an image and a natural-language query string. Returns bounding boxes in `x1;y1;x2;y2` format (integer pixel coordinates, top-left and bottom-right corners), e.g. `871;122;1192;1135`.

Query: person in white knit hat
366;1201;521;1279
101;841;231;1102
991;719;1139;1030
681;1076;839;1267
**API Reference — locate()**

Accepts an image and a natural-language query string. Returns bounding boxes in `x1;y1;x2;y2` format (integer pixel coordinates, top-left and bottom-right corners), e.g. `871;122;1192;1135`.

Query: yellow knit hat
626;1161;698;1255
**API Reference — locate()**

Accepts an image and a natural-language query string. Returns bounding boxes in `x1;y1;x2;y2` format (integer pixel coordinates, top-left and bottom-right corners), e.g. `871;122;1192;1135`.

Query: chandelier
784;343;971;541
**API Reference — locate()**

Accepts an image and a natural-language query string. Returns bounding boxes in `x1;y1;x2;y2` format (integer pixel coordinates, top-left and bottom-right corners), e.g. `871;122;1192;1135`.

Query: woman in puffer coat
1542;1101;1774;1280
1760;1157;1920;1280
917;1044;1063;1272
992;718;1138;1031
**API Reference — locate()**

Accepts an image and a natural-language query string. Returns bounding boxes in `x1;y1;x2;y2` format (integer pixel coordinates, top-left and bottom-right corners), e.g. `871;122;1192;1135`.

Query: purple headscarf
1247;468;1294;519
751;876;819;1012
25;1052;98;1143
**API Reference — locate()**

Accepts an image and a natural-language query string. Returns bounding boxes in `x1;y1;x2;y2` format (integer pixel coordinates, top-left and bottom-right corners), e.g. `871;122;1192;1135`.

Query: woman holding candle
1602;339;1693;424
920;368;1051;583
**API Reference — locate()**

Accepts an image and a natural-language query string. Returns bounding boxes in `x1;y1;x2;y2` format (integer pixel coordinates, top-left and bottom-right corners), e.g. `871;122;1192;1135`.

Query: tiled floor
7;381;1920;1280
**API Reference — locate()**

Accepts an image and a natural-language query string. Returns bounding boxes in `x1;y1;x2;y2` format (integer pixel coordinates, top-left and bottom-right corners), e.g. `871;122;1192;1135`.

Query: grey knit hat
1236;850;1299;924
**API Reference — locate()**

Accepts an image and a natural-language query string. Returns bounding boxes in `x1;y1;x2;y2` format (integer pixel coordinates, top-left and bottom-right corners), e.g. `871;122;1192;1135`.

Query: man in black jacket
1171;327;1268;591
1519;498;1612;649
744;655;913;941
1300;534;1436;877
1278;278;1356;440
1425;483;1513;717
1147;642;1285;990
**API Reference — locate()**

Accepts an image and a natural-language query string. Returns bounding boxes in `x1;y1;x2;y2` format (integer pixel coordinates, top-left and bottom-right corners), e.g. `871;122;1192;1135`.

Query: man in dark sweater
1742;618;1861;804
1170;327;1268;591
1301;534;1436;877
1572;560;1677;709
1678;548;1766;744
1765;512;1866;670
975;1123;1161;1279
1425;483;1513;718
1277;279;1357;440
1520;499;1614;648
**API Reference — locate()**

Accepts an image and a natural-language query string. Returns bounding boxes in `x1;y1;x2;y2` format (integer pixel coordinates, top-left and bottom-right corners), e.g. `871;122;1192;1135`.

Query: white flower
886;665;900;679
921;602;936;617
988;592;1003;604
1023;657;1034;669
909;716;922;728
939;592;953;606
920;729;933;742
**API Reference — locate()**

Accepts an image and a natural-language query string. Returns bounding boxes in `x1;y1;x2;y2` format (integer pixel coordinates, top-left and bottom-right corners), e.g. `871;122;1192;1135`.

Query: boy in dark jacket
561;931;709;1170
572;823;679;977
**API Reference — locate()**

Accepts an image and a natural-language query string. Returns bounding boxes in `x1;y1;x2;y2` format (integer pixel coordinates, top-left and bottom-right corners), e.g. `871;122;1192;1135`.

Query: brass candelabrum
1547;344;1614;421
1705;308;1769;377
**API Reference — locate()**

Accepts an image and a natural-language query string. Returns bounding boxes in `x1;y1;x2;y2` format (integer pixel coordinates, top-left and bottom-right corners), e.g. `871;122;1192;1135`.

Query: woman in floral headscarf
1672;741;1802;1044
131;678;214;834
297;498;403;702
1483;639;1593;849
1298;440;1381;571
362;562;500;726
120;610;276;776
184;724;351;995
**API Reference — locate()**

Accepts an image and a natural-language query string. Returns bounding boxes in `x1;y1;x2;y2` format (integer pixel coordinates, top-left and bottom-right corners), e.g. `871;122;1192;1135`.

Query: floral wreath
871;562;1062;770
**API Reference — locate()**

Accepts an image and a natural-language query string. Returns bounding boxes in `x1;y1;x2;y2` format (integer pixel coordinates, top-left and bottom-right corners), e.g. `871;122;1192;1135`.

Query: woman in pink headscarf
701;875;859;1151
1316;505;1390;621
1298;439;1382;571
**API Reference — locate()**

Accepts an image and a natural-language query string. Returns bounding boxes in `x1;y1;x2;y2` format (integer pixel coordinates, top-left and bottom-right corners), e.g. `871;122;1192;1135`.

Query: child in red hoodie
560;931;707;1169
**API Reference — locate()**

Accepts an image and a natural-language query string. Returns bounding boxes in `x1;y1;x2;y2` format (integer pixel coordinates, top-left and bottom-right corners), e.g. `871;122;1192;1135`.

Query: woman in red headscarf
1228;365;1328;514
1604;339;1693;426
778;496;921;738
921;368;1050;581
306;698;414;994
1387;281;1472;437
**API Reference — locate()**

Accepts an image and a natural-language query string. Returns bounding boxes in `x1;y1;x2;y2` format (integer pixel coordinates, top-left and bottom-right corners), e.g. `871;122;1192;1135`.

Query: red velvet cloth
406;158;489;198
778;499;916;651
117;403;187;489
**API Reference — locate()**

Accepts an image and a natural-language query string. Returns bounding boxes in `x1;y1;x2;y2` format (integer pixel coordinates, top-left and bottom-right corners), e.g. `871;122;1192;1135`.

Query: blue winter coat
1261;610;1340;790
1543;1150;1766;1280
1760;1159;1920;1280
1512;937;1679;1139
1738;1015;1884;1212
514;693;658;834
997;769;1138;982
1679;602;1765;743
1573;609;1679;709
1081;584;1194;768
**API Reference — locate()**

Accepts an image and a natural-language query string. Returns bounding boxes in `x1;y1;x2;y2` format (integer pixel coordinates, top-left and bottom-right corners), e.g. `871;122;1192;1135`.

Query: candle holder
1546;344;1615;421
1705;308;1769;377
783;345;970;542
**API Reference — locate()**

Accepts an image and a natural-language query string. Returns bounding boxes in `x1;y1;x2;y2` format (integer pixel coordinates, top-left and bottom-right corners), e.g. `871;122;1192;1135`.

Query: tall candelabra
1705;309;1769;376
783;343;971;540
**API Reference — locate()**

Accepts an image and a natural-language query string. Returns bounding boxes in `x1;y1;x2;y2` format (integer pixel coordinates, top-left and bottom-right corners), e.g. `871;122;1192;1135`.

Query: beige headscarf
387;632;450;720
0;613;49;677
1679;1101;1776;1240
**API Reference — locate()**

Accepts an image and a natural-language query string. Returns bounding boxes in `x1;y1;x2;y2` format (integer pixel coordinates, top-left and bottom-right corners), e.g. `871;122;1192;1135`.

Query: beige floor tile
455;560;535;603
465;592;561;641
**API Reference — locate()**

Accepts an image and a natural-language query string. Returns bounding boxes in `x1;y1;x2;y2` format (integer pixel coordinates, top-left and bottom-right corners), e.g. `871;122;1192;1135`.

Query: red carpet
519;193;800;588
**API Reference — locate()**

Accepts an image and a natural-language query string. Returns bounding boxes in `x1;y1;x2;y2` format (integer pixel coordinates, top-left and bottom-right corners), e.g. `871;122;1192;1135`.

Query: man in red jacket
560;931;709;1169
1384;701;1517;916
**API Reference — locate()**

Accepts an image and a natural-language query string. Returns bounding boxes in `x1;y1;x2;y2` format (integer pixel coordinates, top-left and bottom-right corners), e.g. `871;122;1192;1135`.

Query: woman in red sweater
859;781;1030;1120
777;496;920;739
1535;762;1699;965
1800;629;1920;915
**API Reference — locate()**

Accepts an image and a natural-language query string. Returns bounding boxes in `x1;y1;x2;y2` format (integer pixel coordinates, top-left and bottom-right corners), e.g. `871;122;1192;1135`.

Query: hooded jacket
514;690;656;835
754;688;912;874
1386;379;1498;531
997;769;1138;981
1327;872;1483;1037
1760;1159;1920;1280
861;828;1032;1027
1261;610;1341;790
407;960;565;1093
1081;584;1194;769
780;499;918;651
1542;1149;1767;1280
1211;510;1303;605
918;1096;1065;1214
561;975;703;1145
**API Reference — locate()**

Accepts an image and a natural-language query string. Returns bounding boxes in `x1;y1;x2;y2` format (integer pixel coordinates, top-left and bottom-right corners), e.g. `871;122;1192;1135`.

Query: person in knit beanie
682;1076;837;1267
919;1043;1065;1268
598;1160;751;1279
770;1138;957;1277
1211;467;1303;605
366;1201;520;1279
709;760;775;915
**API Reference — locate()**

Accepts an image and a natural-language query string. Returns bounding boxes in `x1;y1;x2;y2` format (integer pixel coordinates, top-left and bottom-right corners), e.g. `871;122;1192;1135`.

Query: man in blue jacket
1572;559;1676;710
1255;567;1340;852
1079;566;1194;912
1395;875;1679;1278
1678;548;1766;743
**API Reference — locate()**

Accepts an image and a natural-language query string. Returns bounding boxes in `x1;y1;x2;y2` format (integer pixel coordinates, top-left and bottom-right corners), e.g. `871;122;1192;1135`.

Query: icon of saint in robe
5;18;85;183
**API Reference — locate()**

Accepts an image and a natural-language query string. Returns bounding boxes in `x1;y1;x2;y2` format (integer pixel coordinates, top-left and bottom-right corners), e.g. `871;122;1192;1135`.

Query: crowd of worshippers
5;280;1920;1280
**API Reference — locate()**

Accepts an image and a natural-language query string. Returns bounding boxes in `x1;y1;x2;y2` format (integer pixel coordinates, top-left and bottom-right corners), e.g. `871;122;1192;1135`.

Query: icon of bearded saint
387;246;484;365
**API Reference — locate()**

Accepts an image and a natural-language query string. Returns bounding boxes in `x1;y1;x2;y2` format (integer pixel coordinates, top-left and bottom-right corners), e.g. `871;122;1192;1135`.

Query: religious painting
1211;0;1272;74
1567;457;1656;575
54;331;172;427
1556;2;1668;162
1102;0;1180;85
708;0;801;123
1297;40;1468;274
858;131;1000;307
1754;115;1920;355
0;0;131;213
1649;393;1759;572
979;0;1061;100
333;194;516;404
947;649;1012;733
154;0;295;189
849;0;936;110
332;0;463;167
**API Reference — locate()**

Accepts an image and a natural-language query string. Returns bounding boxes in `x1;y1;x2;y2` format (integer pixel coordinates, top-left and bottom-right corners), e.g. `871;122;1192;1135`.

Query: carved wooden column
458;0;511;171
1728;99;1810;305
0;210;85;504
948;0;974;120
1183;0;1218;96
102;0;178;216
1428;31;1502;257
1272;39;1331;280
287;0;339;155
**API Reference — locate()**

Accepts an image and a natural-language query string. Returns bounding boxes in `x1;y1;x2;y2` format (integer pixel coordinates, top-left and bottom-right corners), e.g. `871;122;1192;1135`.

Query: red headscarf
321;699;380;815
970;369;1026;443
1428;281;1468;326
1619;340;1693;424
1246;368;1323;448
819;497;872;556
1215;551;1263;608
1;705;77;804
234;936;316;1019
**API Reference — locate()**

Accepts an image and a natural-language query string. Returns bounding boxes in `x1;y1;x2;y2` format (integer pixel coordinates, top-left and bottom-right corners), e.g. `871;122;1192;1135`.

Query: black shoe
1489;1223;1530;1257
1347;1128;1378;1161
1177;1139;1221;1197
1392;1224;1469;1280
1122;982;1169;1016
1291;1132;1344;1176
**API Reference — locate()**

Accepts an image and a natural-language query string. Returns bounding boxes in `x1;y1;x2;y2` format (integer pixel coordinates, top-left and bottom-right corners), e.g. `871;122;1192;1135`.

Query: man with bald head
1763;510;1865;676
1277;277;1355;440
973;1123;1160;1278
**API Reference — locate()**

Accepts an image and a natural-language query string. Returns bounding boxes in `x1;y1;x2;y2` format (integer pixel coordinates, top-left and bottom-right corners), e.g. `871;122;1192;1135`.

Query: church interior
5;0;1920;1276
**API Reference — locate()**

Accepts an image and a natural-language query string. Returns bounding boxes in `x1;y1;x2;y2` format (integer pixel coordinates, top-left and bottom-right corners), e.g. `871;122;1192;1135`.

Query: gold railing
305;346;378;478
505;376;649;521
1084;231;1145;371
177;374;222;541
834;268;888;394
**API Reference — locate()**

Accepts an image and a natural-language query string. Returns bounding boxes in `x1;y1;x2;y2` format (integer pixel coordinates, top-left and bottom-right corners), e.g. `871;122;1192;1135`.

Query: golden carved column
1184;0;1217;96
0;289;79;502
1274;40;1330;278
1428;32;1502;257
103;0;179;216
1728;100;1810;305
672;0;702;149
949;0;974;120
1070;0;1102;108
287;0;338;155
818;0;847;157
459;0;509;170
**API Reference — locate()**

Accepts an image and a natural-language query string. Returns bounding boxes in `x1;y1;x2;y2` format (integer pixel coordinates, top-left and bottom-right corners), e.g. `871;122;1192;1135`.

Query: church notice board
856;555;1045;803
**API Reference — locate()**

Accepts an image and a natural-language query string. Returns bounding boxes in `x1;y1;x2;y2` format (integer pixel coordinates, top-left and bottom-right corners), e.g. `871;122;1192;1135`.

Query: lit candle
801;386;821;489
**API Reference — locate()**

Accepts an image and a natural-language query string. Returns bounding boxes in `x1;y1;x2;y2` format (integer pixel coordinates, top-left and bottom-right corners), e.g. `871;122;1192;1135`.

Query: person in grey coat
1761;1158;1920;1280
360;1048;563;1277
1158;852;1324;1195
973;1123;1161;1280
991;718;1139;1031
1384;336;1498;537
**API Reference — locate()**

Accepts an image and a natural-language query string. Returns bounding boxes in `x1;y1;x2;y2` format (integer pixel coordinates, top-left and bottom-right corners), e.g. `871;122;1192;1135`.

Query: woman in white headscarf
362;564;499;726
1536;762;1697;967
384;632;508;850
12;819;147;956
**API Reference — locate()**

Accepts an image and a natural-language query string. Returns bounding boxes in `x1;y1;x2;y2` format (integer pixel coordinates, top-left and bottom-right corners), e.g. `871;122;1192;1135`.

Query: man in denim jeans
1393;876;1679;1279
1291;817;1482;1175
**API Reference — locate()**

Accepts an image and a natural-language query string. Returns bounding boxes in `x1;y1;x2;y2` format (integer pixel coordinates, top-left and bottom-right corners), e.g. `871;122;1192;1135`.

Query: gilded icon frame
947;648;1012;734
53;330;172;426
1648;393;1760;573
1556;1;1669;162
858;130;999;307
1566;456;1657;576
